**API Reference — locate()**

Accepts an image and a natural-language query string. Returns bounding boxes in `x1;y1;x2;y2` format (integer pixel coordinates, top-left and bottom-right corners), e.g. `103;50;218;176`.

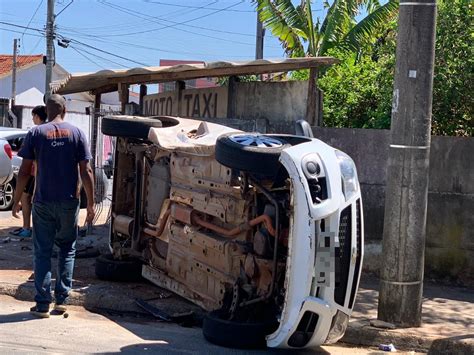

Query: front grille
287;311;320;347
349;199;362;308
334;206;352;306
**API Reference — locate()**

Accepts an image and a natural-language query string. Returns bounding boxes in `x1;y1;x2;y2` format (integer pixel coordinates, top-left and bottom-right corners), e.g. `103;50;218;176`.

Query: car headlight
336;150;359;201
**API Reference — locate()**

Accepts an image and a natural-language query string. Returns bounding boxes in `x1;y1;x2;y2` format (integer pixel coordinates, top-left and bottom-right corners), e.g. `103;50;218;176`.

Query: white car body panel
267;139;363;348
0;138;13;185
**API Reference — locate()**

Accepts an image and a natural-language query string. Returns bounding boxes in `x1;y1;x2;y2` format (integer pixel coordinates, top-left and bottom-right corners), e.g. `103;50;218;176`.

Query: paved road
0;295;395;355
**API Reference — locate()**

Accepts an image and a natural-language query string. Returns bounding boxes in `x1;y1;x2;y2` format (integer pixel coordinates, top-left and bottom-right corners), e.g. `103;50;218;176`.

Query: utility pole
255;10;264;60
45;0;55;100
11;39;18;109
378;0;437;327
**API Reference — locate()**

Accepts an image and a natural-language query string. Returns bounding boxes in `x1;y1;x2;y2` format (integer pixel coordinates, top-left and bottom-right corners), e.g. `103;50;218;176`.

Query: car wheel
101;116;178;139
215;133;290;176
203;310;278;349
95;253;143;282
0;180;15;211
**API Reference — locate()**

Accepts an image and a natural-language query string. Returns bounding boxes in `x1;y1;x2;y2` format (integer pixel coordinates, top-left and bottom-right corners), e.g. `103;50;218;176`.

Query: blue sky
1;0;328;73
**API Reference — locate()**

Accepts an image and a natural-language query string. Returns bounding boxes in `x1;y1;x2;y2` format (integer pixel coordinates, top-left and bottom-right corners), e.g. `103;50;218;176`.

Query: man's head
32;105;47;125
46;94;67;120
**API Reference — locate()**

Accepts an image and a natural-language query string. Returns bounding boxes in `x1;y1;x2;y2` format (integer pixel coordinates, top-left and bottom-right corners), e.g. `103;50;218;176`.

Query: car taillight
4;144;12;159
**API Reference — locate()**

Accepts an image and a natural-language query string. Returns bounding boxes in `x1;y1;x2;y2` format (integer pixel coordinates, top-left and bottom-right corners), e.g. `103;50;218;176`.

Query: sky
0;0;330;74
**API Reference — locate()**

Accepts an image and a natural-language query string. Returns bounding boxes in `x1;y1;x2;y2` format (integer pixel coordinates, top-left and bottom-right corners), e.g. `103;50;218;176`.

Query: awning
51;57;337;95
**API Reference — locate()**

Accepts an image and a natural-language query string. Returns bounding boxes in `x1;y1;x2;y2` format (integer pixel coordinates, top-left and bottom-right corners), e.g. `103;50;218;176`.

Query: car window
6;134;26;152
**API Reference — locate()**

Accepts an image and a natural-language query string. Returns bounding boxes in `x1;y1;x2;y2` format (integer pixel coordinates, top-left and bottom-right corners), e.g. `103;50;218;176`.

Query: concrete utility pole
255;10;264;60
45;0;55;100
10;38;18;108
378;0;437;327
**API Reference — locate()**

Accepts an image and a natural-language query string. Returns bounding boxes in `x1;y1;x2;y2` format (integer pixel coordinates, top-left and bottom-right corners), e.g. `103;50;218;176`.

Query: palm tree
255;0;399;57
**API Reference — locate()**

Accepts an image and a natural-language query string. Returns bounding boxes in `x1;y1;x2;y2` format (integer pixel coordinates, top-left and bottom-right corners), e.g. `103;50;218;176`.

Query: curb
428;336;474;355
342;320;436;352
0;279;202;318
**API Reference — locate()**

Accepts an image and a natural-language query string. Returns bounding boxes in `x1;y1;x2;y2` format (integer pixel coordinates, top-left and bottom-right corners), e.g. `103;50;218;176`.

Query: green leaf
341;0;399;53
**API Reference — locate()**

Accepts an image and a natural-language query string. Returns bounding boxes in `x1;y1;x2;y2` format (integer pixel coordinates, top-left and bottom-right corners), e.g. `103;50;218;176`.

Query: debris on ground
379;343;397;352
370;320;396;329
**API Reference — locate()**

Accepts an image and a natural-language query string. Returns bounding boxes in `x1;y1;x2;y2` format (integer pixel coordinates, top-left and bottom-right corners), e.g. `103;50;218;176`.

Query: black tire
203;310;277;349
101;116;163;139
0;179;15;211
95;253;143;282
215;133;290;176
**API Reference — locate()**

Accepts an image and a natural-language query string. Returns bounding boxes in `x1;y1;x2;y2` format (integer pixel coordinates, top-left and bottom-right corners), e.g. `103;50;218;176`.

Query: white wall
19;107;91;142
0;63;93;113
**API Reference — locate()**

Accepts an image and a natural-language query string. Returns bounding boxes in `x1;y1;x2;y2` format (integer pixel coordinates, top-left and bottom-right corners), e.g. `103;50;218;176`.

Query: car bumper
267;140;363;349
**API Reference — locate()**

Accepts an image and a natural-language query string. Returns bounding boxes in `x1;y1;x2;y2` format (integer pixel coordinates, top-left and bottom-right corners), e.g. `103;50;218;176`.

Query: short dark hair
46;94;66;119
32;105;47;122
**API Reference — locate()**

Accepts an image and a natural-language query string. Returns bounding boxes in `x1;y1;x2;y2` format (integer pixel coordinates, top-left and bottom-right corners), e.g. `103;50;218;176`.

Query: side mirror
295;120;314;138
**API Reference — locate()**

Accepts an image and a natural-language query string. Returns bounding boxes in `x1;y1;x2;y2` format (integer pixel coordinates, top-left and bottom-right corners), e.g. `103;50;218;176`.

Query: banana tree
255;0;399;57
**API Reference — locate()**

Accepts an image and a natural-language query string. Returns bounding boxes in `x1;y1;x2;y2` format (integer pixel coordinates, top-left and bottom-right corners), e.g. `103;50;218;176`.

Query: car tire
80;168;108;209
101;116;164;139
203;310;277;349
0;179;15;211
95;253;143;282
215;133;290;176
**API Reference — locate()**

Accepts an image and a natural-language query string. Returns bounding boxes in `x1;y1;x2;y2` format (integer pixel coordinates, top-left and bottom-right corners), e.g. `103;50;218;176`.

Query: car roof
0;127;28;138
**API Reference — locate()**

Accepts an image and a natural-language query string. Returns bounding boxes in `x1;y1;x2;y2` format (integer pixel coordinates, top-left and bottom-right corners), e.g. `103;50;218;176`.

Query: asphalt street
0;295;396;355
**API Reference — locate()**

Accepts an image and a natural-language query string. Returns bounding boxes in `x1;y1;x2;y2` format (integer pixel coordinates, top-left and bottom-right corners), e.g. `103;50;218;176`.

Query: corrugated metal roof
51;57;337;95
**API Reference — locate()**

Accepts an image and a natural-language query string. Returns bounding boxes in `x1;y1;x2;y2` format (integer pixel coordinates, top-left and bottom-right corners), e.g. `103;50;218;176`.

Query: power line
20;0;45;53
56;0;74;17
69;45;106;69
0;21;45;34
99;1;254;37
68;44;130;68
0;27;44;38
27;37;44;55
56;0;219;33
57;28;263;59
97;0;246;38
64;36;150;67
141;0;254;13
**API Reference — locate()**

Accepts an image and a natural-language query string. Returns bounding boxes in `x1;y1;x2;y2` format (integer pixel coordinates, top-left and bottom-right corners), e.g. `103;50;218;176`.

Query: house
0;54;142;163
0;54;138;132
159;59;218;93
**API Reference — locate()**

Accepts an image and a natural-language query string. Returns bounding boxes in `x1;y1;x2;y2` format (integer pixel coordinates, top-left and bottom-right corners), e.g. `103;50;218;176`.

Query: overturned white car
98;115;363;349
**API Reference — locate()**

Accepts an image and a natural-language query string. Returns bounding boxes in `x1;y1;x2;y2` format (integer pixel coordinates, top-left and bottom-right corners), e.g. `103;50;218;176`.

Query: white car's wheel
215;133;290;176
0;180;15;211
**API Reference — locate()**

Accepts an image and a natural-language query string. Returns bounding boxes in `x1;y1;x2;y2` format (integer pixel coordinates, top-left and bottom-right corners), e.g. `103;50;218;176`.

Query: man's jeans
32;199;80;306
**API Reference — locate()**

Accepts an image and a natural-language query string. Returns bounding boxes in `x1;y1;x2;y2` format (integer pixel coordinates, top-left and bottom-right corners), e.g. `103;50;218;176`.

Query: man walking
12;95;95;318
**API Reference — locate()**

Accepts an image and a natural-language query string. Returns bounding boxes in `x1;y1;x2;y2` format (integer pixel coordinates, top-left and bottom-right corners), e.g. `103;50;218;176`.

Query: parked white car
98;115;364;350
0;137;14;208
0;127;108;210
0;128;29;210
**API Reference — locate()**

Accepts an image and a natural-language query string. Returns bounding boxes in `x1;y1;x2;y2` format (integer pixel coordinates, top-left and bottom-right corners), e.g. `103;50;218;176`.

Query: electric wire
20;0;45;53
141;0;254;13
70;45;106;69
97;0;246;38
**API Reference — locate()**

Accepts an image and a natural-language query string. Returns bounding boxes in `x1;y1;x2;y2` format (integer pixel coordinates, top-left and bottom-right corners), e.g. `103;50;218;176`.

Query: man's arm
12;159;33;218
79;160;95;223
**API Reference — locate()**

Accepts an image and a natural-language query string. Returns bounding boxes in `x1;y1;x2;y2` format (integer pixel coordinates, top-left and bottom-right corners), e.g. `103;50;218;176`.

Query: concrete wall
313;127;474;285
233;81;308;133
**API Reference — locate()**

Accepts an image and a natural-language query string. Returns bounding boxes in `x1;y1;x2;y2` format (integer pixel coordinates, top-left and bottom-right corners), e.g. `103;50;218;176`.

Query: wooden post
175;81;185;116
91;93;101;168
139;84;147;115
227;76;239;118
119;83;129;114
305;68;320;126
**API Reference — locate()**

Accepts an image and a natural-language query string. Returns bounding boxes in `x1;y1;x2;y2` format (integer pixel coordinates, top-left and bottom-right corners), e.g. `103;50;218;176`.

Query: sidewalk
0;214;472;353
344;277;473;353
